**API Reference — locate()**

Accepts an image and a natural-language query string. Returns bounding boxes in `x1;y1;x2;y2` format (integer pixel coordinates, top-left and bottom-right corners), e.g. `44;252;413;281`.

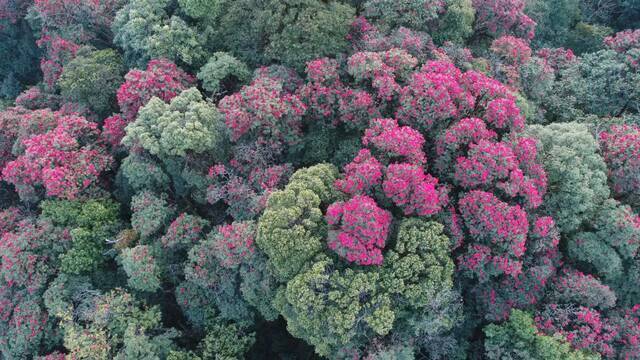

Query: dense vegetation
1;0;640;358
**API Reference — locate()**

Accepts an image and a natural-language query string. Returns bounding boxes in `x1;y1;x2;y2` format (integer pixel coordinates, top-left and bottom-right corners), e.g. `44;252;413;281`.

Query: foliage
122;88;224;157
197;52;250;95
484;309;600;360
1;112;112;201
117;58;195;121
58;47;125;116
4;1;640;359
120;245;161;292
526;123;610;233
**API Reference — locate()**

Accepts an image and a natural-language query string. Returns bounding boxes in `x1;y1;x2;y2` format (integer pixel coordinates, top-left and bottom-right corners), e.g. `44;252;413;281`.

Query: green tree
122;88;225;157
40;198;121;275
256;164;338;281
197;52;250;95
57;47;125;116
525;123;610;234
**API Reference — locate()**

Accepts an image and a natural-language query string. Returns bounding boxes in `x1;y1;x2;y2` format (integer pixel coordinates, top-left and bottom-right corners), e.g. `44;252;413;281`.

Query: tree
325;195;392;265
1;112;112;201
564;49;640;117
471;0;536;40
210;0;355;71
40;198;121;275
599;124;640;204
120;245;162;292
568;199;640;282
57;47;125;117
58;289;178;359
484;309;599;360
122;88;224;157
197;52;250;95
218;71;306;146
256;164;338;281
130;191;175;240
27;0;125;44
525;123;610;234
117;58;195;121
362;0;475;45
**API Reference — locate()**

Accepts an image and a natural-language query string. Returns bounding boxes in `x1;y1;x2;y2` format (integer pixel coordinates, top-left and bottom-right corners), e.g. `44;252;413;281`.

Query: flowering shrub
599;125;640;199
117;59;195;121
210;221;256;269
326;195;392;265
218;71;306;145
1;113;112;200
472;0;536;40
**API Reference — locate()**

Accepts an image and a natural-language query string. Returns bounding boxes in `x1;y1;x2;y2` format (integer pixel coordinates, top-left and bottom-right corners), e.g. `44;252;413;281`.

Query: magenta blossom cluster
383;163;446;216
335;149;383;196
536;305;618;358
326;195;392;266
396;61;473;131
472;0;536;40
599;125;640;198
1;113;112;200
604;29;640;53
219;71;306;145
117;59;195;121
298;58;380;128
212;222;256;269
363;117;426;164
36;34;79;91
458;190;528;279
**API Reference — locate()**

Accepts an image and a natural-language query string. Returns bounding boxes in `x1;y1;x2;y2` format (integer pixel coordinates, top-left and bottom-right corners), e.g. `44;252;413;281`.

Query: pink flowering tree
490;36;532;88
599;125;640;202
36;34;80;92
207;162;292;221
535;305;618;358
218;70;306;147
472;0;536;40
116;59;195;121
382;163;446;216
0;215;70;358
1;112;112;201
210;221;256;269
334;149;383;196
362;118;426;164
604;30;640;53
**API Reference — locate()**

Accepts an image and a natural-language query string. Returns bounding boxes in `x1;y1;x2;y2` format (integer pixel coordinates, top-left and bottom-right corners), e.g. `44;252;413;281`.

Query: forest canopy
1;0;640;359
